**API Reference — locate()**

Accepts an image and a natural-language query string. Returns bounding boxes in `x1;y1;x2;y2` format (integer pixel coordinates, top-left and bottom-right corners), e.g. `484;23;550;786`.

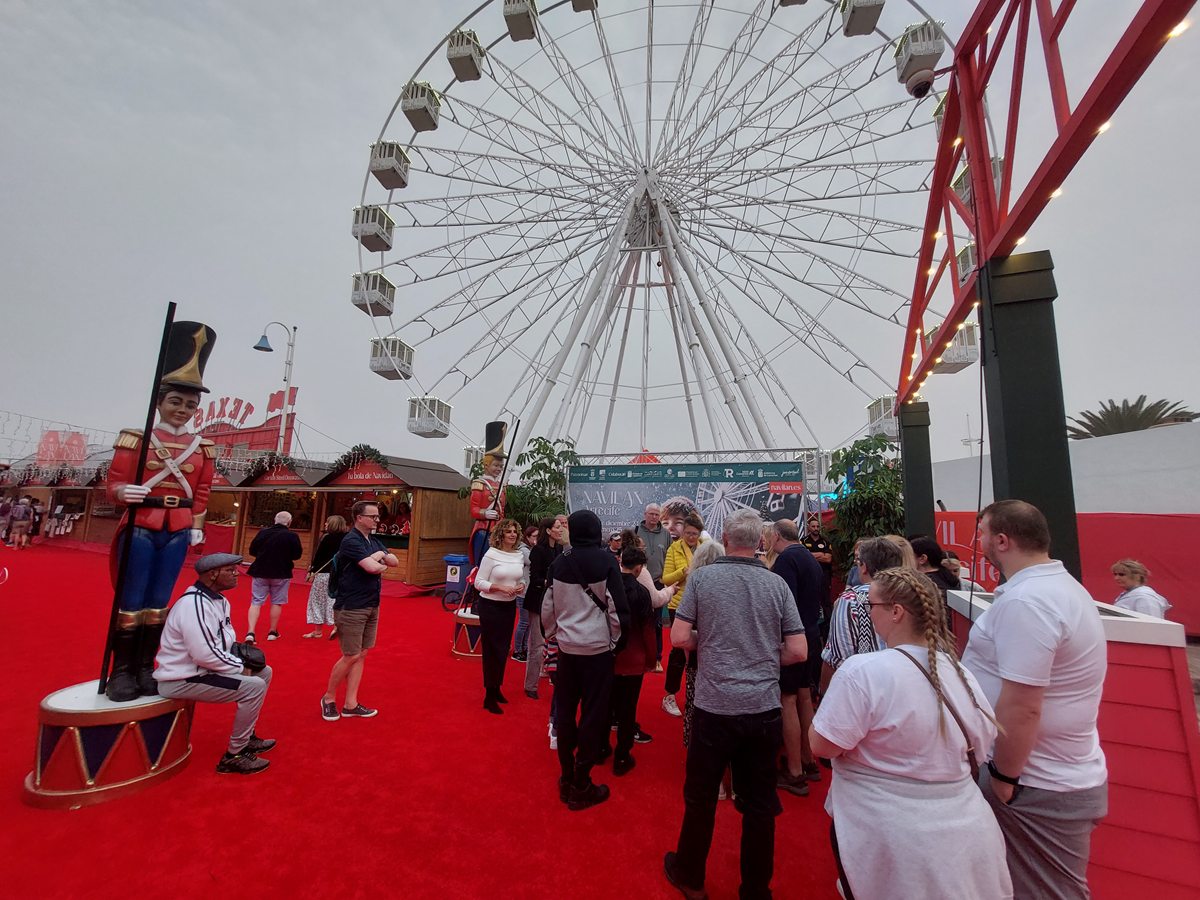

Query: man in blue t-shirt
320;500;397;721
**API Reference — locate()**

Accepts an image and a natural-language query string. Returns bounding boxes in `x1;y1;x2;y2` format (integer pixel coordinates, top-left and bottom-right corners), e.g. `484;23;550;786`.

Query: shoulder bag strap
562;551;612;622
894;648;980;781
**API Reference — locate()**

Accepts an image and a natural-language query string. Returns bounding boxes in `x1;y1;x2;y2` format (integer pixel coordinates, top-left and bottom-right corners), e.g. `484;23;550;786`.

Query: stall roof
382;456;468;491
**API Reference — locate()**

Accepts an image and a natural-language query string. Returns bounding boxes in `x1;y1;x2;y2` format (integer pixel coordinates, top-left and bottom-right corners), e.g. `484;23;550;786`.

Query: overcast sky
1;1;1195;472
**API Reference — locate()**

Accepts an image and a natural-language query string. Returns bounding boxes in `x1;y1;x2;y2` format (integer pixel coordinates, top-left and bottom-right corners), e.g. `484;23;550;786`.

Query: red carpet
2;546;839;900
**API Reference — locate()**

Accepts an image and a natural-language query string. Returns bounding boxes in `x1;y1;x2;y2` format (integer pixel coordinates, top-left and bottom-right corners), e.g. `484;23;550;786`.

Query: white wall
932;423;1200;514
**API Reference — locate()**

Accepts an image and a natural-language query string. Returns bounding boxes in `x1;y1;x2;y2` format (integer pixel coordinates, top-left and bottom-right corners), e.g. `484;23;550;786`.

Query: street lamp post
253;322;297;455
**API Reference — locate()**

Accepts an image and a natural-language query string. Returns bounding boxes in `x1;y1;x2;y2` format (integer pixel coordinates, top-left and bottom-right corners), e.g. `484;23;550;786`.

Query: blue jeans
513;605;529;654
119;525;191;612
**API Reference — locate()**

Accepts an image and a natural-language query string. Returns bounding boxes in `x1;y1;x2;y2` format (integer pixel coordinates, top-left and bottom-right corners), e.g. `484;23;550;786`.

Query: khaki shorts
334;606;379;656
9;520;30;537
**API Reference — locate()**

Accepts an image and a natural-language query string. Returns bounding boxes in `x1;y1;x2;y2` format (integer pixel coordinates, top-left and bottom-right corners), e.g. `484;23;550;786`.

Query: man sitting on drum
154;553;277;775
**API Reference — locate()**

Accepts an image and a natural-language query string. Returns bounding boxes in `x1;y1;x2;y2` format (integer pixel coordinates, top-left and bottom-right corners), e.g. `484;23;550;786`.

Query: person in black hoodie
542;510;630;811
523;516;564;700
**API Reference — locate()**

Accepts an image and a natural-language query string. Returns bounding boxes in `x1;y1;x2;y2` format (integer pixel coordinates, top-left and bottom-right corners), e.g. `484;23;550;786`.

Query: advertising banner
567;461;805;537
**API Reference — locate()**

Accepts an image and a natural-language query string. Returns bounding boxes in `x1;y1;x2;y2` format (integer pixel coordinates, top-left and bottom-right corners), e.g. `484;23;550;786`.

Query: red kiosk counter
947;590;1200;898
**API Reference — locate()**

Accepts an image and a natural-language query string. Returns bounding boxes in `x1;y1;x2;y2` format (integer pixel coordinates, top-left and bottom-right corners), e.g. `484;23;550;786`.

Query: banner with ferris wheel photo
566;462;806;538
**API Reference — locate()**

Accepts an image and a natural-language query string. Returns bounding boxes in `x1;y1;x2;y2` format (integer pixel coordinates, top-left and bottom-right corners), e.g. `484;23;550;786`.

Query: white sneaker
549;724;558;751
662;695;682;717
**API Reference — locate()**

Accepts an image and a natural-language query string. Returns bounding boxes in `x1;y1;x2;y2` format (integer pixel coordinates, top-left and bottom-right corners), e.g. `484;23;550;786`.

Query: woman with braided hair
809;568;1010;900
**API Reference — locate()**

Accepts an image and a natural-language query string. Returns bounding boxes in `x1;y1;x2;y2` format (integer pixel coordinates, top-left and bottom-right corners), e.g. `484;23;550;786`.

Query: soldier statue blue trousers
119;525;191;611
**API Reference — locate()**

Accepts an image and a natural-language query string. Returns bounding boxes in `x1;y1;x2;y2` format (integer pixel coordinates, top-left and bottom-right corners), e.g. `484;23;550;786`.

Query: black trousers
605;674;644;761
477;598;515;690
674;706;784;900
555;650;614;787
665;608;687;694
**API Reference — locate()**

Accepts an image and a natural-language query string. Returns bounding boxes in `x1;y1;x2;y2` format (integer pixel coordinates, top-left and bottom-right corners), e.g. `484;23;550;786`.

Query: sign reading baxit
567;462;806;538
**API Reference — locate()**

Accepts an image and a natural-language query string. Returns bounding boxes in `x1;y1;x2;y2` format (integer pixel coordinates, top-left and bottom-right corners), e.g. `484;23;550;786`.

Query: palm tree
1067;396;1198;440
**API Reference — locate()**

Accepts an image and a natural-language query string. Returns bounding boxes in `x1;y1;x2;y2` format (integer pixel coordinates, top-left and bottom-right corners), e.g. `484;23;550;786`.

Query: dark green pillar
977;251;1081;578
899;400;936;538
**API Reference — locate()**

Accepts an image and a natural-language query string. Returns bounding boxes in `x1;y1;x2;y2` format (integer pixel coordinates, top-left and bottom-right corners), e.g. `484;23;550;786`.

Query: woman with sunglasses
810;568;1009;900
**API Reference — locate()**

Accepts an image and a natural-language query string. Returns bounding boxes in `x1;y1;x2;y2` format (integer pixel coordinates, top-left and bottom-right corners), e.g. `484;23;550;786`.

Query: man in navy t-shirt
770;519;825;796
320;500;397;721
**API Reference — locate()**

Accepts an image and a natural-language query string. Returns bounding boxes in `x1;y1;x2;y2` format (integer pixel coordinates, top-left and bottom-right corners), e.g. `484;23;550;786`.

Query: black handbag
230;641;267;672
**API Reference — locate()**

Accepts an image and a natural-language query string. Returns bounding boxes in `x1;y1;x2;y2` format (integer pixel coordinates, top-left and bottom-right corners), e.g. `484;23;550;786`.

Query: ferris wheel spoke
533;44;638;167
690;220;893;393
668;9;838;165
584;10;643;164
432;253;593;400
484;53;627;170
410;144;614;194
387;212;616;335
441;94;617;181
378;205;614;291
688;263;824;448
388;189;610;230
692;206;908;323
688;188;919;258
652;0;716;161
656;0;777;168
668;98;919;185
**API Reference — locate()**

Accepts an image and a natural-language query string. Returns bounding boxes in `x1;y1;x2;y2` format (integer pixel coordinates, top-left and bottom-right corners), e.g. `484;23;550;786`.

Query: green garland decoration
245;452;298;482
331;443;389;475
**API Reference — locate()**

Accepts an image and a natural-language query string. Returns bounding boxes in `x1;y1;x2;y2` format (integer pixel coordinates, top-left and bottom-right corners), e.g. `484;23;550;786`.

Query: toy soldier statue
468;421;507;567
105;322;218;702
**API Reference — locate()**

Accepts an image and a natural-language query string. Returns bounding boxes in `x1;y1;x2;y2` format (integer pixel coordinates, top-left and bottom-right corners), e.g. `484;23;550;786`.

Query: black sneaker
216;750;269;775
803;760;822;782
634;728;652;744
777;766;810;797
613;755;637;777
267;630;280;641
321;698;339;721
558;777;570;804
341;704;378;718
245;733;276;753
525;689;539;700
663;852;709;900
512;650;528;662
245;633;256;645
567;781;610;811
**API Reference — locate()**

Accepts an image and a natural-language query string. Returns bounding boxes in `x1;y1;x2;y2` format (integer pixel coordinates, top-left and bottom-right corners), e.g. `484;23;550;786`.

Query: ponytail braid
872;568;1000;737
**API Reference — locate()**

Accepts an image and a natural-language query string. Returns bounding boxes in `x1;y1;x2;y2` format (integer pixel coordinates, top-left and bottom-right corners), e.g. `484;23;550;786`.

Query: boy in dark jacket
543;510;629;810
603;546;658;776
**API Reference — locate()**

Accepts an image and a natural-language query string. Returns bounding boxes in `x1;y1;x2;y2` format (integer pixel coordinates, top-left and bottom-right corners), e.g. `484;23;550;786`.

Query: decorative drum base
452;608;482;657
23;680;194;810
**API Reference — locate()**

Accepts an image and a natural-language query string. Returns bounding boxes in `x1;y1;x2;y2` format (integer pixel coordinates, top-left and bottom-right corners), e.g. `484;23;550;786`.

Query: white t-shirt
1114;585;1171;619
813;645;998;782
961;561;1107;792
475;547;526;602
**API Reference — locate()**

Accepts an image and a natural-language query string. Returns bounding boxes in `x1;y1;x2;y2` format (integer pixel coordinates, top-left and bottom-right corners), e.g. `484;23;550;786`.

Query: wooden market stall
216;453;471;587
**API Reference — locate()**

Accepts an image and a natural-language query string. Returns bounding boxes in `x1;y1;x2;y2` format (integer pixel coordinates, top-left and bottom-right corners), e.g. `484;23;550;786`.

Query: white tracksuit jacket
154;583;244;682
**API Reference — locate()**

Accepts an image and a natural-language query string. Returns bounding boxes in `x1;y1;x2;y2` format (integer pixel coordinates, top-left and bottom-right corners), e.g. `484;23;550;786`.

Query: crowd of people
122;485;1171;899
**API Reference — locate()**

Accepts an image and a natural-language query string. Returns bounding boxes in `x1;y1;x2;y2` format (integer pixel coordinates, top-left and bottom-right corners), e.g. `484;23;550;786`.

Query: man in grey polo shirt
663;509;807;900
963;499;1108;900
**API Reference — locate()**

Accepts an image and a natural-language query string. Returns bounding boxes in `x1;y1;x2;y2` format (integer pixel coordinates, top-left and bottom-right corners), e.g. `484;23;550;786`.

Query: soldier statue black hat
160;322;217;394
483;421;507;459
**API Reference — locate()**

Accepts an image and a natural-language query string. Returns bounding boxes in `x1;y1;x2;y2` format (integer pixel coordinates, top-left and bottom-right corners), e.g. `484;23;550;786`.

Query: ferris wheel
352;0;957;458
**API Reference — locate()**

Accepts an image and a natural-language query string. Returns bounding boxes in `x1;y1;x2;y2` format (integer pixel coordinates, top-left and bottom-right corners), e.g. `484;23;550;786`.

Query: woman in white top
1111;558;1172;619
475;518;526;714
810;568;1011;900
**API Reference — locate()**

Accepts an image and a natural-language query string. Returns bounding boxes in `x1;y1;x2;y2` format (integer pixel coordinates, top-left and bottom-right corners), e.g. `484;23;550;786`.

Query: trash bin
443;554;469;602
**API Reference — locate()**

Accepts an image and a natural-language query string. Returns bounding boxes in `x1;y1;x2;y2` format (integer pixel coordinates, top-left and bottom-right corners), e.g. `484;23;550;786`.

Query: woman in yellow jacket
660;510;705;717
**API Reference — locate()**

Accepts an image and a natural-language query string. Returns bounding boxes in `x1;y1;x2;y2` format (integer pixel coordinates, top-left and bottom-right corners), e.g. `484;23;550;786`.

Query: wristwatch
987;760;1020;786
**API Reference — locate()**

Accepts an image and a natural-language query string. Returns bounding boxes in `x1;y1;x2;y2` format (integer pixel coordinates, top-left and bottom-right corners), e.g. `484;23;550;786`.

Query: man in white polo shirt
962;499;1108;900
